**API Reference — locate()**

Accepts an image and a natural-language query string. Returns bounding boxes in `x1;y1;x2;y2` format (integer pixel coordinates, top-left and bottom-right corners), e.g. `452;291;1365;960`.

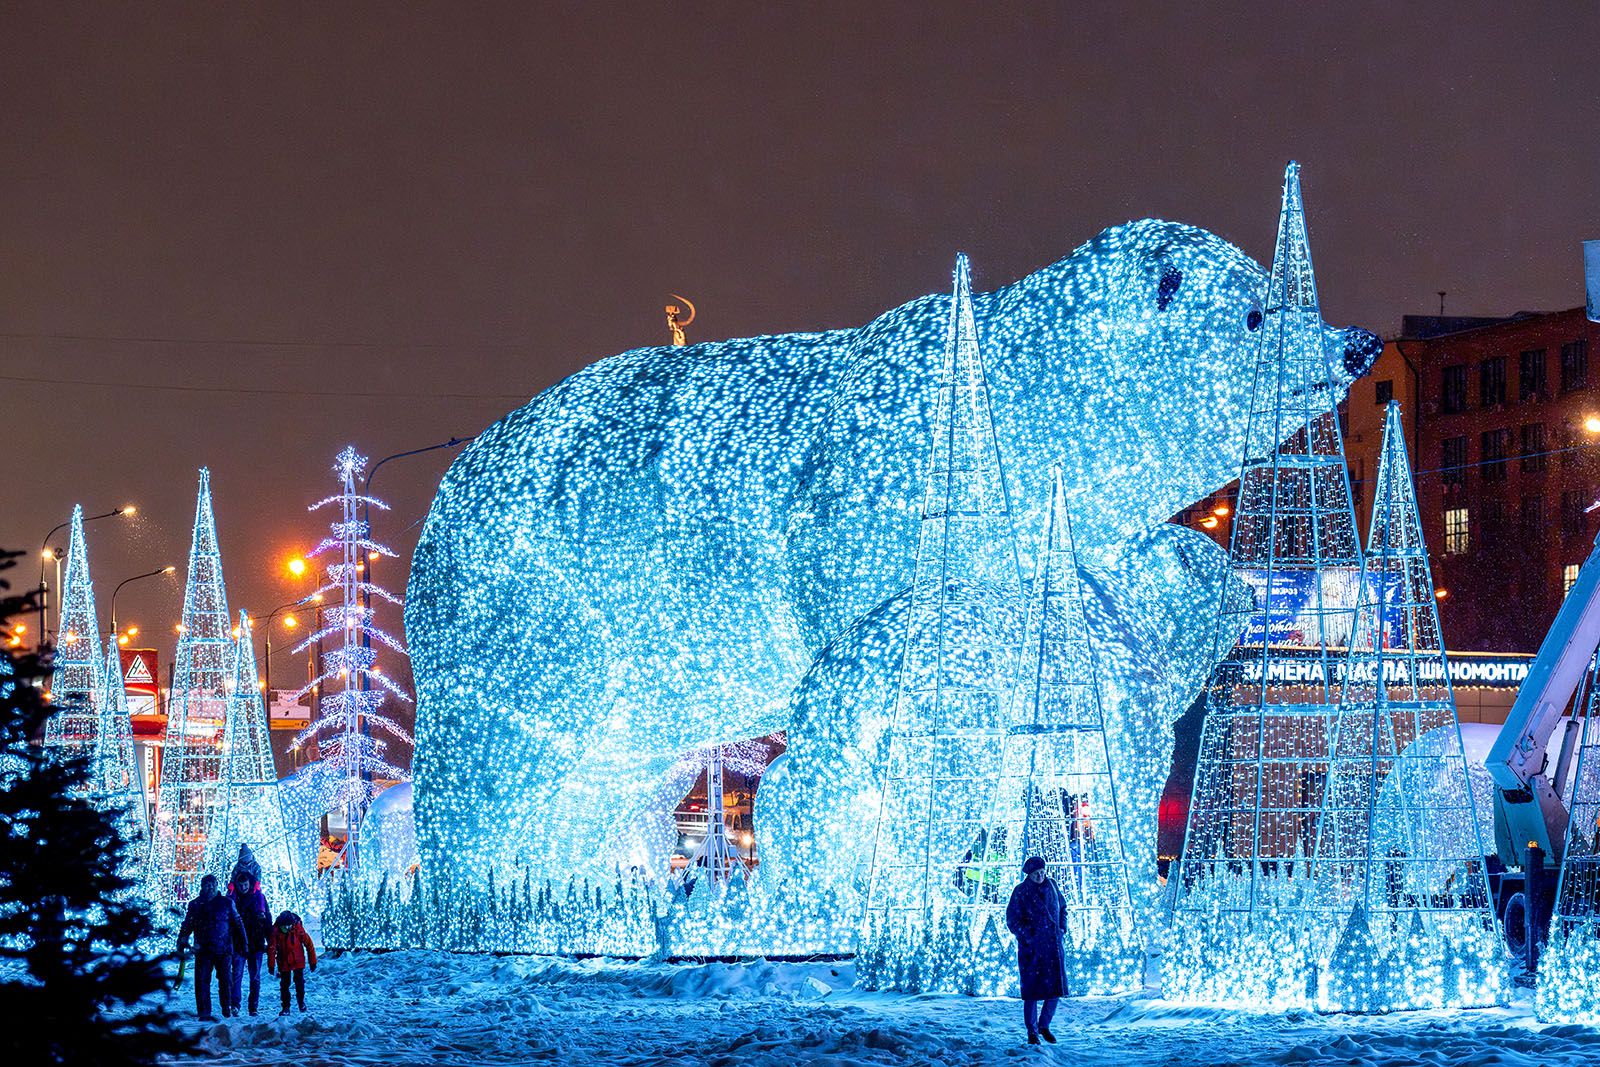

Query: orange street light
287;557;307;578
282;614;299;630
1435;589;1449;600
1586;415;1600;434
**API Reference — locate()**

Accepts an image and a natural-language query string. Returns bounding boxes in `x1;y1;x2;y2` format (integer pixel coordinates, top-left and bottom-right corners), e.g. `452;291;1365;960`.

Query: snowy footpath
165;951;1600;1067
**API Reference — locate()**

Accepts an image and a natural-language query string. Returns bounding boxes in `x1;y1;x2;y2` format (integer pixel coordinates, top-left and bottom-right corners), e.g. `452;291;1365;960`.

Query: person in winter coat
230;843;263;892
267;910;317;1015
177;874;248;1020
1005;855;1070;1045
228;870;273;1016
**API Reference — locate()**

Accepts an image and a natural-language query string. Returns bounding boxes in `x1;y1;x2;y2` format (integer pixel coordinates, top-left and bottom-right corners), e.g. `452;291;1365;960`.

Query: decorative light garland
43;505;103;754
290;447;413;871
147;469;237;916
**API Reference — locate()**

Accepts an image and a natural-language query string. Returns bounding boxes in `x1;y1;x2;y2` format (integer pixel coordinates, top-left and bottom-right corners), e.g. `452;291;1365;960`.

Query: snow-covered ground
166;951;1600;1067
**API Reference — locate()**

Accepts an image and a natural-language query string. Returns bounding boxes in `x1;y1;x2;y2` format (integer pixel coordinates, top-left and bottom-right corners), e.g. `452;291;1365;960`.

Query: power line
0;329;534;351
0;370;530;402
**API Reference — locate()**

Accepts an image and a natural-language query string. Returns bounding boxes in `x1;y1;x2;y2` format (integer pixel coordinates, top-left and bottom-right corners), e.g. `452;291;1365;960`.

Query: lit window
1444;508;1470;556
1565;564;1581;596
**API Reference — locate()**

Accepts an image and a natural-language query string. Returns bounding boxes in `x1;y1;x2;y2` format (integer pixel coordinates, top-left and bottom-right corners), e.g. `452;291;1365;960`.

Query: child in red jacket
266;910;317;1015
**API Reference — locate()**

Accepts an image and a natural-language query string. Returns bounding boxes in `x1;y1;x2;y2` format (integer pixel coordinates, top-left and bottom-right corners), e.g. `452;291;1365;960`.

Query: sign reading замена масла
1228;647;1531;689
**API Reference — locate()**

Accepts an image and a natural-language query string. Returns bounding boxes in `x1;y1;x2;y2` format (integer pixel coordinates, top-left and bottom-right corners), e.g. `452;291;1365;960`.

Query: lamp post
354;436;472;794
38;505;136;652
109;565;176;638
255;598;312;695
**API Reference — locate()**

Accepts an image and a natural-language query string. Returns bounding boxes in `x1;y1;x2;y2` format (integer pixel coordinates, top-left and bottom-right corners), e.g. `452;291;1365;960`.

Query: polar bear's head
984;219;1379;548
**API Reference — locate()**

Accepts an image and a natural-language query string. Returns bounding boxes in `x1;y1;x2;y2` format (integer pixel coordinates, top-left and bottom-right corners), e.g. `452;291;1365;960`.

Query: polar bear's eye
1246;306;1264;331
1156;266;1183;310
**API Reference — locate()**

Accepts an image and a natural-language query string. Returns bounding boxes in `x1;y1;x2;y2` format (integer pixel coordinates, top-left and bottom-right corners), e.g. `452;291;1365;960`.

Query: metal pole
38;506;132;652
110;566;176;637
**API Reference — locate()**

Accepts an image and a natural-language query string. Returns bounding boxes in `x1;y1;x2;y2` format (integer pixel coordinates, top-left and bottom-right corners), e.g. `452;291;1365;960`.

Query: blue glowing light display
405;180;1378;955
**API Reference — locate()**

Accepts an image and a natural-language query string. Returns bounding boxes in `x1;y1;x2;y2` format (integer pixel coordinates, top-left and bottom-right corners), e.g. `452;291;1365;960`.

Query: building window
1521;423;1548;472
1480;428;1512;482
1562;490;1588;538
1441;364;1468;414
1441;436;1468;486
1562;419;1581;468
1521;495;1545;533
1562;340;1589;393
1565;564;1582;596
1520;349;1547;400
1479;356;1507;408
1375;379;1393;406
1481;500;1507;548
1444;507;1470;555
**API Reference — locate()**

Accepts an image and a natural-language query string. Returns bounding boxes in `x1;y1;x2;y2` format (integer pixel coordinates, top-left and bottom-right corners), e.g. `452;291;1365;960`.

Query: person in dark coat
228;870;273;1016
267;910;317;1015
176;874;248;1020
1005;855;1069;1045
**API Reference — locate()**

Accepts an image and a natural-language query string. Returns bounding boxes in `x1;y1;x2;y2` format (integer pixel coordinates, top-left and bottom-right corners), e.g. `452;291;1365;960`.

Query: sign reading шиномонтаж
1227;648;1531;689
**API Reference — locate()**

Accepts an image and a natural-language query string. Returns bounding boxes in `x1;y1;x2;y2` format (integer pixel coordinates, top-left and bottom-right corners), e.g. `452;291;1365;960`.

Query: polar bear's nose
1341;327;1382;380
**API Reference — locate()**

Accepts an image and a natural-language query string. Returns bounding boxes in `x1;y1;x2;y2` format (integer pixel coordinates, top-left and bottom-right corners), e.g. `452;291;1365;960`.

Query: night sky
3;4;1598;686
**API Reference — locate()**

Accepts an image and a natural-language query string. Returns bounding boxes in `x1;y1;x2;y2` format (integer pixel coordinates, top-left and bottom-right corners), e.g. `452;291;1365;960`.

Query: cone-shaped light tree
1167;162;1365;1008
147;469;235;914
973;464;1142;995
91;641;148;854
292;447;412;871
1312;400;1504;1011
861;254;1024;991
203;611;301;907
43;506;104;756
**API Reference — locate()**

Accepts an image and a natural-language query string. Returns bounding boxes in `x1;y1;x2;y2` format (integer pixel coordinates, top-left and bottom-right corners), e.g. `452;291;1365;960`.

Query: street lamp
38;505;136;651
109;565;176;638
255;598;315;696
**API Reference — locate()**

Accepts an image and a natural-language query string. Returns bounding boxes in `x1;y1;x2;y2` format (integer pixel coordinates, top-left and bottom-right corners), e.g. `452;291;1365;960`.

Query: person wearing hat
1005;855;1069;1045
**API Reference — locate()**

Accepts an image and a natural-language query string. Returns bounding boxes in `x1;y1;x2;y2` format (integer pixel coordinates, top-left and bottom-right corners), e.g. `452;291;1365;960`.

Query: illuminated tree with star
292;447;412;870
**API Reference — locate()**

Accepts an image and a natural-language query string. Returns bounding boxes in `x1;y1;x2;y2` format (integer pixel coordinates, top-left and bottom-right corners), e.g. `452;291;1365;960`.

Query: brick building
1344;308;1600;653
1176;306;1600;655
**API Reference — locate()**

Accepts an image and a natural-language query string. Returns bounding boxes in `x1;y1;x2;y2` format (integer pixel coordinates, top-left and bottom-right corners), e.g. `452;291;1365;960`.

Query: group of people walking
175;844;317;1020
171;846;1072;1045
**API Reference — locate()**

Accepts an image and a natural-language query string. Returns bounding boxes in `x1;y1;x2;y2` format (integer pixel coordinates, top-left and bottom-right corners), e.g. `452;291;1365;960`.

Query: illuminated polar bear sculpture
406;219;1378;930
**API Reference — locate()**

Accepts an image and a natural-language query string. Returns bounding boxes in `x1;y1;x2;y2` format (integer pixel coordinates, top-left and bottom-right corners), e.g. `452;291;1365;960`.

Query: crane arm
1488;532;1600;792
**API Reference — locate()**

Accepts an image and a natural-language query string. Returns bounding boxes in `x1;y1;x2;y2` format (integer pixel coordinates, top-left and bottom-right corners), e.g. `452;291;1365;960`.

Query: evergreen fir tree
0;549;191;1065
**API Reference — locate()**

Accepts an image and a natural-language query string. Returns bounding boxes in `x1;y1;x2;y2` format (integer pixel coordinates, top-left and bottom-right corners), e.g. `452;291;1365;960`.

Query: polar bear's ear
1156;265;1183;310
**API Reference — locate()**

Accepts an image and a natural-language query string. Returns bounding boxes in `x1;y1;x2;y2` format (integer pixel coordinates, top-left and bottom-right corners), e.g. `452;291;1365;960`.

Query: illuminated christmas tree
203;612;301;907
92;641;147;853
973;464;1141;994
1166;162;1363;1007
292;447;412;870
1314;400;1504;1011
148;469;235;914
861;254;1023;991
43;506;103;755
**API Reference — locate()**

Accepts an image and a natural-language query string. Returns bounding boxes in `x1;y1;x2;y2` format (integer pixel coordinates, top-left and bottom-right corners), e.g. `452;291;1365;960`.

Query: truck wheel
1504;892;1529;958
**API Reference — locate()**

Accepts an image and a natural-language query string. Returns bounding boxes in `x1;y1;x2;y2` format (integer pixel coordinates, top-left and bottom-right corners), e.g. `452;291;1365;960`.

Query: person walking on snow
176;874;248;1021
267;910;317;1015
228;863;273;1016
1005;855;1070;1045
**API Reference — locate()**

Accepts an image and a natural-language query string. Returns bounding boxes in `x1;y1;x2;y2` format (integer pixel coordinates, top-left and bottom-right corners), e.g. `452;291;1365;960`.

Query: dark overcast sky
3;3;1598;676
